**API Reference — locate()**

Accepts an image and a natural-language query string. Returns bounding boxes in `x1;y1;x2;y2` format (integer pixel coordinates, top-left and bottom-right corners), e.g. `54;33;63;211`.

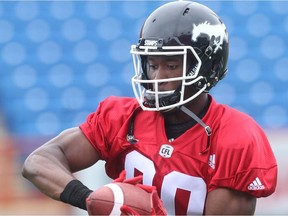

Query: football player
22;1;277;215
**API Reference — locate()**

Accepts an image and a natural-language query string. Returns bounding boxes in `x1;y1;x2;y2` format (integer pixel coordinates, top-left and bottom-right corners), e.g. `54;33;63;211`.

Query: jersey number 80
125;150;207;215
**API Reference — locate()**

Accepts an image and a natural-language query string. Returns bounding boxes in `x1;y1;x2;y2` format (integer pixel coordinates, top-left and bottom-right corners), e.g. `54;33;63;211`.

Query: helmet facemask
131;42;208;111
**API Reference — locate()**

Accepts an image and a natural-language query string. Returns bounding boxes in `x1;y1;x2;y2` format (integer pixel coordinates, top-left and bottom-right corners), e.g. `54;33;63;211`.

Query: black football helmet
131;1;229;111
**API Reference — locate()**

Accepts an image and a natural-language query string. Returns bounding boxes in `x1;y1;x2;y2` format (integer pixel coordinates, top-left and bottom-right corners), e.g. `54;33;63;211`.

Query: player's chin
160;106;178;114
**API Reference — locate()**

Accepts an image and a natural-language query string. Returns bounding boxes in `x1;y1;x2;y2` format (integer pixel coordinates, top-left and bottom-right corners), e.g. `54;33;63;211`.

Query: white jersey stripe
255;177;262;185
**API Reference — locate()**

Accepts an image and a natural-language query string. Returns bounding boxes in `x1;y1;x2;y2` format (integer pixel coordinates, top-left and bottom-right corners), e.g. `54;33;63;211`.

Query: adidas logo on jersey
208;154;215;169
248;177;265;190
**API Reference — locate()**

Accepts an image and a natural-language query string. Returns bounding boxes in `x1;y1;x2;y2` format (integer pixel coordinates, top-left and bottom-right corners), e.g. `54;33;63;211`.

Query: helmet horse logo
191;21;226;53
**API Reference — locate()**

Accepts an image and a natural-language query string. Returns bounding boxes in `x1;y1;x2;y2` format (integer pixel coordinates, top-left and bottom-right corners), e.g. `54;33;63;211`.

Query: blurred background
0;0;287;215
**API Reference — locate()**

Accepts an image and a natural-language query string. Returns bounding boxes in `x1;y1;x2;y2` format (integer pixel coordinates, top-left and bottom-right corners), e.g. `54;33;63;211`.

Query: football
86;182;151;215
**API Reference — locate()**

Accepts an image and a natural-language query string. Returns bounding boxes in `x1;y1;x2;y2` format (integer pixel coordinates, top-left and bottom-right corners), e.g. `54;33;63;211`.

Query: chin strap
179;105;212;137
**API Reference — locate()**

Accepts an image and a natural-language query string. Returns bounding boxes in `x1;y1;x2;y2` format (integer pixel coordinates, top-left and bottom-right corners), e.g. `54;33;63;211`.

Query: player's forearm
22;149;75;200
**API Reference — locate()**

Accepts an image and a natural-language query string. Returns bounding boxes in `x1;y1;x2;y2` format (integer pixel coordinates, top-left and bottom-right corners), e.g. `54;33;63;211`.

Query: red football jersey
80;95;277;215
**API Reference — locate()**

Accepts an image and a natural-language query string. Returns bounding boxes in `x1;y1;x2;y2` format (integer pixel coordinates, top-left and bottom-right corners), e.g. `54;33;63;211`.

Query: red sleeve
208;111;277;198
79;96;139;160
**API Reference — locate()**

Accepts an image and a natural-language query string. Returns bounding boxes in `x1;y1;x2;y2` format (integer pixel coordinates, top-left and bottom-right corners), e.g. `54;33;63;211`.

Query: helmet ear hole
206;59;227;89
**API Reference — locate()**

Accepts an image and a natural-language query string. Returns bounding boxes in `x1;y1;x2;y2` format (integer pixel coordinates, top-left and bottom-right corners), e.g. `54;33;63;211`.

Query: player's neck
162;93;209;125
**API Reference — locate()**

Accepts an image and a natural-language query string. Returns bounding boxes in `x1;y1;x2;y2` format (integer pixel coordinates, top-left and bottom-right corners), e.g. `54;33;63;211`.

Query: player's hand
113;170;142;185
116;170;167;216
120;205;141;216
136;184;167;216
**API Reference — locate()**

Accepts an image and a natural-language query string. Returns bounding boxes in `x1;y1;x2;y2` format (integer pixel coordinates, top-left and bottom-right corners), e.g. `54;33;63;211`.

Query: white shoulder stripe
104;183;124;216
